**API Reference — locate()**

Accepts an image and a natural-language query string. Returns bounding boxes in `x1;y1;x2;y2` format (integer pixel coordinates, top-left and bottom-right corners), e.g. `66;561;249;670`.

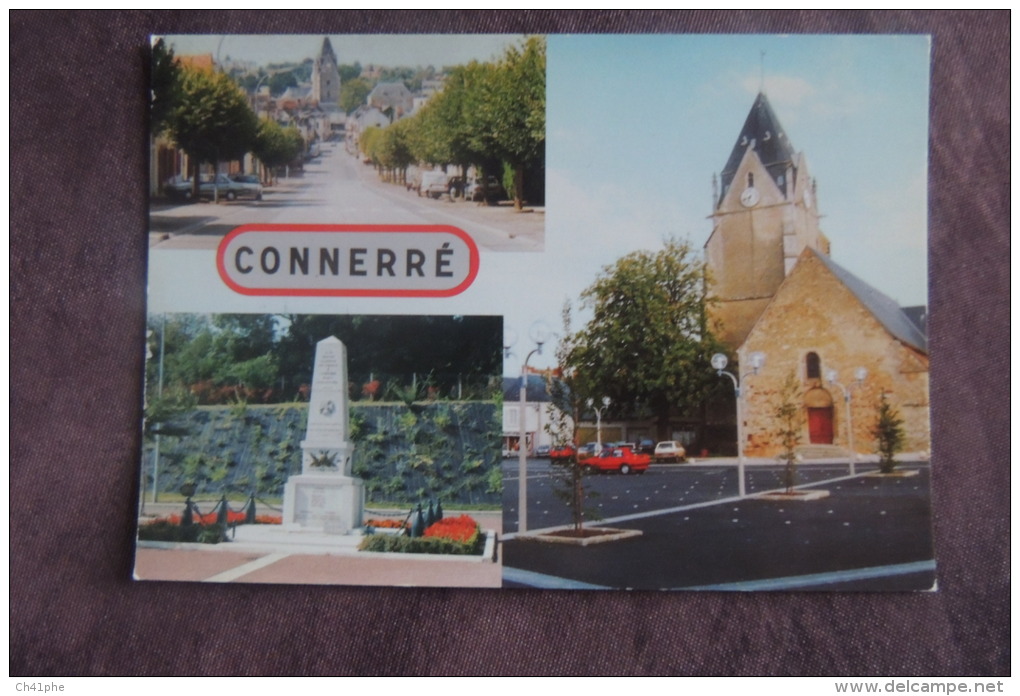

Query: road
501;458;935;591
149;142;544;252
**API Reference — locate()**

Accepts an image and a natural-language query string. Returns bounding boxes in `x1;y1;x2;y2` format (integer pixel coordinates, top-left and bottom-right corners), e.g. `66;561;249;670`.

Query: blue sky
499;34;930;371
149;34;931;375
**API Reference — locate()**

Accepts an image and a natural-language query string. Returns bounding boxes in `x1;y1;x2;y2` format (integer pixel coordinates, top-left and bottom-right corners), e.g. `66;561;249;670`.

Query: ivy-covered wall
142;401;502;507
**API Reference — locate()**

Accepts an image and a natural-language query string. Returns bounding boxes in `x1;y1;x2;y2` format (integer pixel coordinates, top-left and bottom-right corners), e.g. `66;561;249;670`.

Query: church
705;92;930;458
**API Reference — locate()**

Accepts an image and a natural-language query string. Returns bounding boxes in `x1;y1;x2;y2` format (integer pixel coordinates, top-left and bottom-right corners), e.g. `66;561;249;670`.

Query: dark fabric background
10;11;1009;676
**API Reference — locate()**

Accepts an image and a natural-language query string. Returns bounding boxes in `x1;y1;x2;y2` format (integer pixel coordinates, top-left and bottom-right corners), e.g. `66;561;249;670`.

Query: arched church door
804;387;835;445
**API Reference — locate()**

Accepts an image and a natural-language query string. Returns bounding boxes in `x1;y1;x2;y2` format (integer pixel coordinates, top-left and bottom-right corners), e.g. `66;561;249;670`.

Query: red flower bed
424;515;479;544
146;509;281;526
365;518;407;529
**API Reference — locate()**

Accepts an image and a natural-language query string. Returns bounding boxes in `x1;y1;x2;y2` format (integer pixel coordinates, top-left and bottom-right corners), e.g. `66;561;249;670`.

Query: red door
808;407;834;444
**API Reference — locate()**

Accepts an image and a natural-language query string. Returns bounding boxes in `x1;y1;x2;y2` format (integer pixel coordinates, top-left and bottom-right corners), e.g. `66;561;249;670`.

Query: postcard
138;34;934;590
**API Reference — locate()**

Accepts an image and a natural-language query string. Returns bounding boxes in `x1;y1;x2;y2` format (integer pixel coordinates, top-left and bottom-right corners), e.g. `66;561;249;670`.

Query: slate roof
719;92;799;205
810;249;928;354
318;37;337;65
502;375;554;403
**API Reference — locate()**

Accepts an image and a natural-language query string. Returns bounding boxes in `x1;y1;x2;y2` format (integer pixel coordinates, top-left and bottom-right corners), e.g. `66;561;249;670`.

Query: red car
583;447;651;475
549;444;576;463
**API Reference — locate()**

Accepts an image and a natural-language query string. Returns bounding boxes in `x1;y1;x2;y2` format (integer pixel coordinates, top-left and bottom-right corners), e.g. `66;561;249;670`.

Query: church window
747;173;754;187
806;352;821;379
777;174;784;186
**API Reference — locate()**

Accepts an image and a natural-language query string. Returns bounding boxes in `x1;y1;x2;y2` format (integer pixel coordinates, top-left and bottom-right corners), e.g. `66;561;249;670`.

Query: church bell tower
311;37;341;108
705;92;829;349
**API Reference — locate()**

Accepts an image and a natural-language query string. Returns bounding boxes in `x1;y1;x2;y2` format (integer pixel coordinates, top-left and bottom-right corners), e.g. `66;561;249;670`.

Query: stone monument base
283;474;365;534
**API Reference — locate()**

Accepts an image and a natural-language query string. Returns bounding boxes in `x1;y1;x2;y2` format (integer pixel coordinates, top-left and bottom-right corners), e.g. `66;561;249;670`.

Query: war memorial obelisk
282;336;364;533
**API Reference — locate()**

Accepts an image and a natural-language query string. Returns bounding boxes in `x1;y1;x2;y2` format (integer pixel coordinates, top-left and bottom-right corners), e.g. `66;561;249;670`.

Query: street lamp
826;367;868;475
513;321;551;533
712;351;765;498
586;396;611;450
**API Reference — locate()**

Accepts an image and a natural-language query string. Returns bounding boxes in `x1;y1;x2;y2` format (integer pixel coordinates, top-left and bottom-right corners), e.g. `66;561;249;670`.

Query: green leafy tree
253;119;303;183
150;38;181;136
773;372;804;493
171;67;258;196
872;392;906;473
375;118;416;183
467;36;545;210
340;77;372;113
338;62;363;83
565;238;725;441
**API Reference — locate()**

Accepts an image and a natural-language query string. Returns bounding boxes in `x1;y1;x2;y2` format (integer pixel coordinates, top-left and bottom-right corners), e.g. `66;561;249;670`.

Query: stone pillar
283;336;364;533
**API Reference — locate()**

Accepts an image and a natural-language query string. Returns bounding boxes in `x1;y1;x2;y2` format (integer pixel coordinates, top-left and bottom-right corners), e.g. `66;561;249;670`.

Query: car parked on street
417;171;453;199
653;441;686;463
535;445;551;458
201;174;262;201
549;444;576;463
583;447;651;475
163;174;262;201
464;175;503;202
637;439;657;455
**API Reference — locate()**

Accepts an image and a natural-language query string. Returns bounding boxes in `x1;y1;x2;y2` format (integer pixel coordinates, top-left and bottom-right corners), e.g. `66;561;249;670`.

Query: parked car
583;447;651;475
164;174;262;201
200;174;262;201
549;444;576;463
464;175;503;202
637;439;656;455
535;444;551;458
417;171;452;199
230;173;261;185
163;174;195;200
576;443;600;461
653;441;686;463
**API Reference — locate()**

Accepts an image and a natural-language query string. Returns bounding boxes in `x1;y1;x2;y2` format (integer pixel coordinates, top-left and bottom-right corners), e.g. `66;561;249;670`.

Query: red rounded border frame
216;223;480;298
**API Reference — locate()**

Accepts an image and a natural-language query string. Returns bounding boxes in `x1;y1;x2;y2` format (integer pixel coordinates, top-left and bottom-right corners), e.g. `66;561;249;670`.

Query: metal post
735;385;746;498
246;493;256;524
518;373;528;533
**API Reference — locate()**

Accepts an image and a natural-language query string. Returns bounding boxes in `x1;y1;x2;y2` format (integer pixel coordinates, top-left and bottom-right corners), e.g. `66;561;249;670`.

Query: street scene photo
149;35;545;252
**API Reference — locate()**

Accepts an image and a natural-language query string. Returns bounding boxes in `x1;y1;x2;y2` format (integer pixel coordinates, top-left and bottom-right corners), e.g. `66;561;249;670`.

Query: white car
653;441;686;463
417;171;451;199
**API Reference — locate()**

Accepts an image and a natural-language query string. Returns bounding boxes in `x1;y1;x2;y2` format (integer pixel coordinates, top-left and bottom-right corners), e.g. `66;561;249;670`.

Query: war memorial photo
140;34;933;591
135;315;504;587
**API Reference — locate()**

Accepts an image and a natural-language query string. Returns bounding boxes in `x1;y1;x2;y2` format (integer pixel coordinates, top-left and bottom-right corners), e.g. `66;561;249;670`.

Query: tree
253;119;303;183
773;372;804;493
872;392;906;473
150;38;181;136
467;36;545;210
546;301;599;533
171;66;258;196
339;77;371;114
338;62;363;83
565;238;725;441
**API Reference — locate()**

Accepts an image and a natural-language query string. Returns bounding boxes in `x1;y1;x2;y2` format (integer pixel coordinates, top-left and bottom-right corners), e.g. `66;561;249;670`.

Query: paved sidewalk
134;510;503;588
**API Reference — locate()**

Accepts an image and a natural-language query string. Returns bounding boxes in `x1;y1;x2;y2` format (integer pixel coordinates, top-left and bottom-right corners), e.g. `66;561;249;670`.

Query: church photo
498;34;934;591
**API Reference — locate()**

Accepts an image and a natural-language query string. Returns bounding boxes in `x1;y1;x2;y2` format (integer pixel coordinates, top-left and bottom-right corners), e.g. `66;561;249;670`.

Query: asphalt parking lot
501;460;934;591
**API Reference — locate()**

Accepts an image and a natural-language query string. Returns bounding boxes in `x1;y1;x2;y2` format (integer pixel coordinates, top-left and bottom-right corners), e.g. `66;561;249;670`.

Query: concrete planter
517;527;643;546
756;489;831;502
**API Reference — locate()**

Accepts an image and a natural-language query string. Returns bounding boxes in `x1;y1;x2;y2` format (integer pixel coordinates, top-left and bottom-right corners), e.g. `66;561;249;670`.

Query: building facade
706;93;930;458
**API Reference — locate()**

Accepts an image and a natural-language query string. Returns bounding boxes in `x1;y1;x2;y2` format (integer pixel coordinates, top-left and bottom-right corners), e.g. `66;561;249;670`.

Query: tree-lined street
150;140;544;251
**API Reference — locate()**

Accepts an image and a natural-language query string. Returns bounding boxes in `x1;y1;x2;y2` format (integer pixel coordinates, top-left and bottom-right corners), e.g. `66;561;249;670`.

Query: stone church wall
739;252;931;458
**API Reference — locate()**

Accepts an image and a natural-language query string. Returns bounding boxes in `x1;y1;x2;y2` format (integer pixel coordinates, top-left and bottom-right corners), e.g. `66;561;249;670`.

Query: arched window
806;352;821;380
747;172;754;187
